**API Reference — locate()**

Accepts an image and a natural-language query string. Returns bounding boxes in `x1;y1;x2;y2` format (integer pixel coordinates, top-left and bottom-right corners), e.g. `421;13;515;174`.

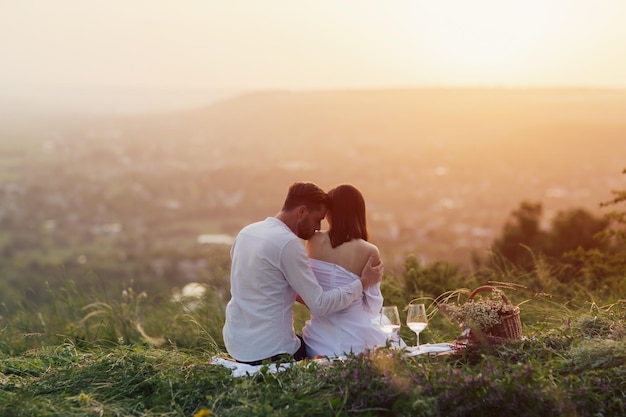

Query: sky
2;0;626;112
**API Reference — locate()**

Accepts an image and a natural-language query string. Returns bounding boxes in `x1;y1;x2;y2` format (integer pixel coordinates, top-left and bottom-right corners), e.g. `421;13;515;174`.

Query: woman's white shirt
302;259;388;357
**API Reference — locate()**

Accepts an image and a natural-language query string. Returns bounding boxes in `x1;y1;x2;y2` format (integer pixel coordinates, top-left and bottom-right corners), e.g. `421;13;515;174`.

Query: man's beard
296;221;314;240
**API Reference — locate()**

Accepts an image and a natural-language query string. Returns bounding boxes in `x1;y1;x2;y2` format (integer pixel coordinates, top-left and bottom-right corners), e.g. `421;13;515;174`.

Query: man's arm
282;239;363;316
360;255;384;289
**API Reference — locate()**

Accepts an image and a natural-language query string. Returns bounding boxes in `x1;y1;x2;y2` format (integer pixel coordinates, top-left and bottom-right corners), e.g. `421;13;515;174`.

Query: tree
546;208;610;258
492;201;547;270
597;168;626;247
491;202;610;270
563;168;626;290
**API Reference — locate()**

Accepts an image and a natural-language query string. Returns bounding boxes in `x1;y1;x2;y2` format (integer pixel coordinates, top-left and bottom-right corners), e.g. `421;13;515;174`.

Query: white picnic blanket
210;357;295;377
211;343;455;377
403;343;456;356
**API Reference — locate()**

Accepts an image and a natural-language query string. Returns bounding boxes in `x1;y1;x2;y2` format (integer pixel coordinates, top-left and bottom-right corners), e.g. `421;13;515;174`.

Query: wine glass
380;306;401;346
406;303;428;351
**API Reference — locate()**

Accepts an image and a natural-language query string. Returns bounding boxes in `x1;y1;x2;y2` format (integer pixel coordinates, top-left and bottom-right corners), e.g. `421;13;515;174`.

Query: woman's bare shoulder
306;231;329;255
309;230;324;241
353;239;381;264
356;238;379;252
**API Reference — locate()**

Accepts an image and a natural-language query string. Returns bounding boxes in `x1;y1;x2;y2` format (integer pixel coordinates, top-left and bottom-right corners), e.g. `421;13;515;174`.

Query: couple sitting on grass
222;182;391;365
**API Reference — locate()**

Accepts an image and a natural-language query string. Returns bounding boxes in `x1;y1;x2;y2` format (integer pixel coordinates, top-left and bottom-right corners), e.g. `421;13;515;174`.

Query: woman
302;184;389;357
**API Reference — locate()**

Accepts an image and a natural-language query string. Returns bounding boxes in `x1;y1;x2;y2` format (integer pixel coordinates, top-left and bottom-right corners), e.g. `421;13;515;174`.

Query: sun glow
408;1;564;83
2;0;626;98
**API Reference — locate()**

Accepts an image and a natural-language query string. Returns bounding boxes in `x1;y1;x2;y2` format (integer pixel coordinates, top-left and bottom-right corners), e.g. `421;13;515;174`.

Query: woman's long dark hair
327;184;369;248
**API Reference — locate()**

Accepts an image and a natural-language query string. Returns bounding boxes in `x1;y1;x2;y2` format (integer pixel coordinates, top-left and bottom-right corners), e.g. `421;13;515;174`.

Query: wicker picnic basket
438;285;523;343
466;285;523;340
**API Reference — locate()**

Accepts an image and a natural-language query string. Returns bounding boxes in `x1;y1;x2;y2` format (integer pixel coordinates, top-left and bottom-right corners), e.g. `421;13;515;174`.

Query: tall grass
0;278;227;356
0;255;624;416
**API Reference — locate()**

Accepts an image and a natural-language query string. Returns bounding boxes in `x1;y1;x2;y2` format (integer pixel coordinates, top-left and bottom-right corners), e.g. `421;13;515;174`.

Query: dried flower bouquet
438;286;522;340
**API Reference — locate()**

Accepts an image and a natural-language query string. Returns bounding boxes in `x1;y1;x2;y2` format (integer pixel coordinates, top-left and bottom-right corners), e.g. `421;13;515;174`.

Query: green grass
0;335;624;416
0;262;624;416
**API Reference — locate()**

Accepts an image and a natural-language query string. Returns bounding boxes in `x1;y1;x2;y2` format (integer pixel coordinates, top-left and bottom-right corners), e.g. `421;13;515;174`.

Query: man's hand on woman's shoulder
360;255;384;289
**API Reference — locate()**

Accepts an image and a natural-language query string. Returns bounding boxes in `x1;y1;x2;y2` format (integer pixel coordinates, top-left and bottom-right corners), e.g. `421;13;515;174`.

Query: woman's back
306;231;381;275
303;231;386;357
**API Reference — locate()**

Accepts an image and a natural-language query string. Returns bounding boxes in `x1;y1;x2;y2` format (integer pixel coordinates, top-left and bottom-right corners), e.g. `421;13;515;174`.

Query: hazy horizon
3;1;626;114
3;84;626;117
0;83;243;115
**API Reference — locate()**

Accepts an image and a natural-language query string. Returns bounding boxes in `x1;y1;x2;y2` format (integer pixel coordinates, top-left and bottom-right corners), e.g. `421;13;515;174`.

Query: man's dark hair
282;182;330;212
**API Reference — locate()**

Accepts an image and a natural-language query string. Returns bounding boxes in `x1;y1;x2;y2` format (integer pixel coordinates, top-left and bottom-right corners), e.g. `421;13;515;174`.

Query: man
222;182;384;364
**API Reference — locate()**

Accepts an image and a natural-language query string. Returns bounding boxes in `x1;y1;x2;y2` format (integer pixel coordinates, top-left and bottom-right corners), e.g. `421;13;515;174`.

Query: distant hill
0;84;240;117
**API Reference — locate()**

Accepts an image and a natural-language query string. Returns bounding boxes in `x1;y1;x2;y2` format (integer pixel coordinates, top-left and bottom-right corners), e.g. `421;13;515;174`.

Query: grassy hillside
0;264;624;416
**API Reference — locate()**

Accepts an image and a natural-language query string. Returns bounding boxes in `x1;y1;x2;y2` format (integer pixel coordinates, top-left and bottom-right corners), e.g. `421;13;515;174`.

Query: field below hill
2;88;625;275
